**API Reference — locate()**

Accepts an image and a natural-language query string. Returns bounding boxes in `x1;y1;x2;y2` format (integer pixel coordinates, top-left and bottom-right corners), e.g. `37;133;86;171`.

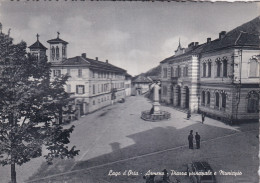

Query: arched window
62;46;66;56
203;62;206;77
202;91;205;105
208;62;211;77
249;59;259;77
56;46;59;60
223;59;228;77
216;61;221;77
222;93;226;108
51;46;55;60
247;91;259;113
215;92;219;107
207;91;210;105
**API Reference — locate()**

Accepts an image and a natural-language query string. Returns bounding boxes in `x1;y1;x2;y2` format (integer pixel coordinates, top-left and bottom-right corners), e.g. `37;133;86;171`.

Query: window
247;91;259;113
171;67;174;77
208;62;211;77
178;66;181;77
62;46;66;56
93;84;95;94
207;91;210;105
249;59;259;77
76;85;85;94
223;60;227;77
51;46;55;60
163;68;167;78
53;70;61;77
67;84;71;93
203;63;206;77
222;93;226;108
67;68;70;76
56;46;59;60
78;69;82;78
93;100;95;105
98;99;100;103
215;93;219;107
163;86;167;96
202;91;205;105
216;61;221;77
92;71;95;78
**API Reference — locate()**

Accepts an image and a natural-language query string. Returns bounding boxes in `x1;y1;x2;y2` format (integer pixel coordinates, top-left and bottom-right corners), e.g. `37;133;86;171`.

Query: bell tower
47;32;68;62
28;33;47;60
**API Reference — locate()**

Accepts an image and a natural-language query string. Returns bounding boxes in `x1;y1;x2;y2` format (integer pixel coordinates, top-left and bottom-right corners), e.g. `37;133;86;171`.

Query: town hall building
160;16;260;123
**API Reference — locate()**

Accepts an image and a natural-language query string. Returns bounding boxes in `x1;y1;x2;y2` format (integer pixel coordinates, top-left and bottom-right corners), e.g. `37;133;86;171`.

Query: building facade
29;33;127;116
160;17;260;123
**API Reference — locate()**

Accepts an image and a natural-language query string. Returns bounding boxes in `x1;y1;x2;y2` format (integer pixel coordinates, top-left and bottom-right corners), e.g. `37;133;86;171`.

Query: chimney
194;42;199;46
188;42;194;48
81;53;86;58
106;59;108;63
207;38;211;43
96;57;98;61
219;31;226;39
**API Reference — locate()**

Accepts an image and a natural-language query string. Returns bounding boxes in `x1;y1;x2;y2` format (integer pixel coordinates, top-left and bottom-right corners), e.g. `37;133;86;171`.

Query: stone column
153;84;161;114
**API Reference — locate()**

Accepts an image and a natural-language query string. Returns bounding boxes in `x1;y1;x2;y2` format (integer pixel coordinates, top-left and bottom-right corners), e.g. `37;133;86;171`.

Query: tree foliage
0;29;79;178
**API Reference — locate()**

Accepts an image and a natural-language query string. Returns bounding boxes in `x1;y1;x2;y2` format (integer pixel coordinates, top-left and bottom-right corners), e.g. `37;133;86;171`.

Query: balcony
171;77;178;84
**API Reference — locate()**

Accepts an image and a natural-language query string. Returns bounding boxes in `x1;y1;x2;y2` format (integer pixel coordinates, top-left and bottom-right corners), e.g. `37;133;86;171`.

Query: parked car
187;161;217;183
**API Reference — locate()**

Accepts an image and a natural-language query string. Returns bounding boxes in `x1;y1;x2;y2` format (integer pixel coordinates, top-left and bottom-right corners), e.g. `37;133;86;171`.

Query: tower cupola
47;32;68;62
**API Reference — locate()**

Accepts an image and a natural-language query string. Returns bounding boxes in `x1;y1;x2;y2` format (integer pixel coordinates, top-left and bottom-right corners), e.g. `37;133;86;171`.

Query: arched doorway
176;85;181;107
185;86;190;109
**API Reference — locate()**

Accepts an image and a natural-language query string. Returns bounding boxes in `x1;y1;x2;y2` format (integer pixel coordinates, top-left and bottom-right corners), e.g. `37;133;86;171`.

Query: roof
160;16;260;64
28;40;47;50
52;56;126;73
132;75;152;83
47;37;68;45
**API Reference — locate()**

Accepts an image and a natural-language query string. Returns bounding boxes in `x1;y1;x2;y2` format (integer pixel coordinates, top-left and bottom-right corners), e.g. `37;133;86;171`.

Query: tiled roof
52;56;126;73
47;37;68;45
28;40;47;50
160;16;260;64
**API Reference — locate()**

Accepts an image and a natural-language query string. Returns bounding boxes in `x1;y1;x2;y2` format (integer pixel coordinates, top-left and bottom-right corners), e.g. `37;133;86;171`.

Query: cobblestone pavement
0;95;258;183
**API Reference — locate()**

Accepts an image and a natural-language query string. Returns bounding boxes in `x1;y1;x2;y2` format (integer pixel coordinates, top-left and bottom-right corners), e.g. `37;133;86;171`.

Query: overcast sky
0;1;259;76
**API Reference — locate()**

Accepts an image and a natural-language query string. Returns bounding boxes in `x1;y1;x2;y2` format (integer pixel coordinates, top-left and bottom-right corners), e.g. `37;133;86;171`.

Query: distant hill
133;65;161;81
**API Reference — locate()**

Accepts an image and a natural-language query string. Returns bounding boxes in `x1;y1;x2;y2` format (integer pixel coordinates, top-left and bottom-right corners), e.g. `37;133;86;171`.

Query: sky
0;1;259;76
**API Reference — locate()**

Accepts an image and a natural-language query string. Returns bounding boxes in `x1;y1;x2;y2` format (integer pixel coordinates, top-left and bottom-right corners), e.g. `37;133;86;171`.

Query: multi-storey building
29;33;127;116
125;73;132;97
160;16;260;123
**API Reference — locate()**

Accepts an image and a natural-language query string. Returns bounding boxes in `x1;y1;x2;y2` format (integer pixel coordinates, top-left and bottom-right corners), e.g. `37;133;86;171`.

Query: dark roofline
47;38;68;45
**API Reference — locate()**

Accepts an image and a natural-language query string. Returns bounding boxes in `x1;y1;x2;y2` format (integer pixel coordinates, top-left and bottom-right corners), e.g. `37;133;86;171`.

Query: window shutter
83;85;85;94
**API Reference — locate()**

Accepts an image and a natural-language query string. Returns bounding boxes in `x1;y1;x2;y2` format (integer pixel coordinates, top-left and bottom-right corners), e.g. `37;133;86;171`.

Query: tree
0;26;79;183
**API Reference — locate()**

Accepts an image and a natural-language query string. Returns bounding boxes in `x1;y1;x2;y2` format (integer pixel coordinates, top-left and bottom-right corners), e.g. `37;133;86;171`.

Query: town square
0;1;259;183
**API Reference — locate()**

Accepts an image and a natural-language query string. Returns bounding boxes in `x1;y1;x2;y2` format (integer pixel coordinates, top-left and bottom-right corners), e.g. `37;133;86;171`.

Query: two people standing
188;130;201;149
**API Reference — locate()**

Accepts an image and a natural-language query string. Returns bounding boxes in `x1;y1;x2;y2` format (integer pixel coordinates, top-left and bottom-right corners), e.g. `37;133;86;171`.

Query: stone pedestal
153;101;161;114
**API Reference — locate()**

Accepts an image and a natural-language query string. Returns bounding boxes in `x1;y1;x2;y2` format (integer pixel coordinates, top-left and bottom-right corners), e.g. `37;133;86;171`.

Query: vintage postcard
0;1;259;183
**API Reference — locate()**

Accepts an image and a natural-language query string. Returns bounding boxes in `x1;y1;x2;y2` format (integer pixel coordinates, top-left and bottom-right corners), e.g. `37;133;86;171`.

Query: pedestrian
187;110;191;120
201;112;206;124
195;132;201;149
188;130;193;149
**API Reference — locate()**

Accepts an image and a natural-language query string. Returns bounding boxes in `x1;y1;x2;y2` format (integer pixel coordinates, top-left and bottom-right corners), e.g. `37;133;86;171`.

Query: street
0;95;259;183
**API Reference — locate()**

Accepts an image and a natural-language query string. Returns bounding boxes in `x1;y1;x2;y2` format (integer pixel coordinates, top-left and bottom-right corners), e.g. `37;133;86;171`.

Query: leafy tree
0;26;79;183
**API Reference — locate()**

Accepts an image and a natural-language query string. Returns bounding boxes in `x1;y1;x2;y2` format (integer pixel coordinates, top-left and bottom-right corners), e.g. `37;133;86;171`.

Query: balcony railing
171;77;178;83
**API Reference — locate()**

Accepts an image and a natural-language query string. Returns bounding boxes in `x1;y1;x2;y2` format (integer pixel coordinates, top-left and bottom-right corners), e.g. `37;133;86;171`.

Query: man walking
187;110;191;120
195;132;201;149
201;112;206;124
188;130;193;149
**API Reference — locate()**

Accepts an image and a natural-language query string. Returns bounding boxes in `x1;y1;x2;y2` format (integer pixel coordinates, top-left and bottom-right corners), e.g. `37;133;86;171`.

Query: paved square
0;96;258;183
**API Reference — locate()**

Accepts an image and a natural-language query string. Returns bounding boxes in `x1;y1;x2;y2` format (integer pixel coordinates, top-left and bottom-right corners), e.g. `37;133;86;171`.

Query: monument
141;82;171;121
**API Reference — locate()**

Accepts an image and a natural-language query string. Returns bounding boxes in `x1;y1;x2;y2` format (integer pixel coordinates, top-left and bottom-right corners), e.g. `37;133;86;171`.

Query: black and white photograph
0;1;259;183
